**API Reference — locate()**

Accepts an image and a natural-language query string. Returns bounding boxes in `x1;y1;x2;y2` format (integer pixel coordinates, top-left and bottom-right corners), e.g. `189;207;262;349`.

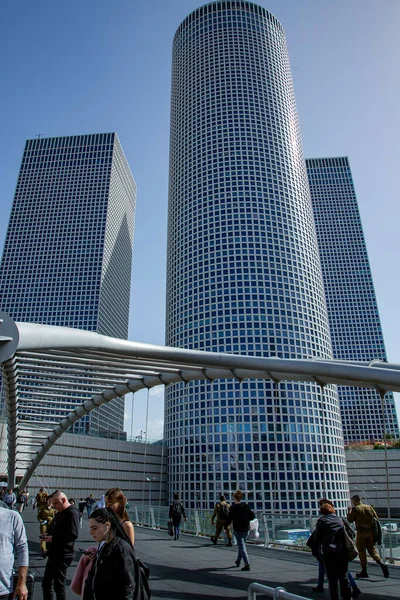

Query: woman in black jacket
314;503;351;600
83;508;136;600
225;490;255;571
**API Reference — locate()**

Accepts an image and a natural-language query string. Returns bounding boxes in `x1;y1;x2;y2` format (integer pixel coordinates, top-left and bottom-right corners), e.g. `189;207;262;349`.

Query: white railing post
271;514;276;544
262;513;270;547
134;506;139;525
150;506;156;528
194;509;201;536
308;515;314;532
247;582;310;599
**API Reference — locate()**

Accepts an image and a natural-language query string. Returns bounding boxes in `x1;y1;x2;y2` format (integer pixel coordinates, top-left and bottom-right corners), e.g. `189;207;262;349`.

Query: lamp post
145;476;157;507
378;391;391;522
368;480;381;510
371;486;379;509
378;390;395;561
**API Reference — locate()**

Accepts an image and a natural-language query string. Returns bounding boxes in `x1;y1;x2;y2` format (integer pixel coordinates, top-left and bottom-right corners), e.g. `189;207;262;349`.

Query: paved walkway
21;508;399;599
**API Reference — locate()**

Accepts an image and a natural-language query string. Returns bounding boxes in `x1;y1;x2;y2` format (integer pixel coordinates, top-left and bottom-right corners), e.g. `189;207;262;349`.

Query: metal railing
132;505;317;546
129;505;400;562
247;582;310;599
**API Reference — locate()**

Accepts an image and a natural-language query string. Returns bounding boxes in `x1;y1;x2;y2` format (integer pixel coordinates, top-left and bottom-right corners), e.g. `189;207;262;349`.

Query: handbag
247;518;260;540
373;517;382;545
343;524;358;561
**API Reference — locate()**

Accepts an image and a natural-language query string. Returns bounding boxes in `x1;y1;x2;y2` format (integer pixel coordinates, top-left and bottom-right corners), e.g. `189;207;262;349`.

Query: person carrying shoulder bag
225;489;255;571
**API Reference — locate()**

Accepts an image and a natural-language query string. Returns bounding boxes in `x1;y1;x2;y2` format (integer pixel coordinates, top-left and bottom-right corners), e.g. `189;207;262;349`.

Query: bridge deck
22;510;399;599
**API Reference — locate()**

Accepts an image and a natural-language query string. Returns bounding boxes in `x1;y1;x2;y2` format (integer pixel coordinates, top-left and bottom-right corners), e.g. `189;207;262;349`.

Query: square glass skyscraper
307;156;399;443
0;133;136;435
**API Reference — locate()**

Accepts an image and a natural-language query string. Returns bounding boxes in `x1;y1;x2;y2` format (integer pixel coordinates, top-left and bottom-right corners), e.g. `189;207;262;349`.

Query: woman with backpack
314;502;352;600
169;493;187;540
210;494;232;546
225;489;255;571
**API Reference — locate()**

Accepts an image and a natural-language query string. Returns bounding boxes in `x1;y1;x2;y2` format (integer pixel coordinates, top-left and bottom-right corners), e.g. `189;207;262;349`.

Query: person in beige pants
347;494;389;579
37;496;56;557
211;494;232;546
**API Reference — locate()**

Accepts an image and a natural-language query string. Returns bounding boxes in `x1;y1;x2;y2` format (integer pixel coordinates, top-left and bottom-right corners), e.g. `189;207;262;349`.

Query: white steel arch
1;312;400;489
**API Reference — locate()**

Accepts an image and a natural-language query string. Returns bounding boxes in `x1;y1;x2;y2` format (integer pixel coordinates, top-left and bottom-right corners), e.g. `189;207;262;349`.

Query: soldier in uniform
210;494;232;546
347;494;389;579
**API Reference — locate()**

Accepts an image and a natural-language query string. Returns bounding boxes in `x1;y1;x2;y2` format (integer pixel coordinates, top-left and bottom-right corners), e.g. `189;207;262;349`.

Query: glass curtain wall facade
0;133;136;435
307;156;400;443
166;1;349;512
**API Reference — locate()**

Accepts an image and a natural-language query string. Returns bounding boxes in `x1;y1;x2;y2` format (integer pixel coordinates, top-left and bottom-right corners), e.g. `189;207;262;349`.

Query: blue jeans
318;562;357;590
172;518;181;538
234;530;249;565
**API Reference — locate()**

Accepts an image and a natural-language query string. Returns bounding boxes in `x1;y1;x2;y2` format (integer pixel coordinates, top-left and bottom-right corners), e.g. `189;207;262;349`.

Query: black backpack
133;556;151;600
172;501;182;518
108;511;151;600
322;528;345;557
218;502;229;520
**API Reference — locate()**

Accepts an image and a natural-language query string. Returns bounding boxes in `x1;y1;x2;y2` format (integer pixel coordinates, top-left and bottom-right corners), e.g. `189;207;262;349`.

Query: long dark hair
90;508;133;547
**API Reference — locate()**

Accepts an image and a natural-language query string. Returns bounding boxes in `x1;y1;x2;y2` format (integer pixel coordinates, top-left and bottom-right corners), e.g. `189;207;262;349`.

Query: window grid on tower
166;1;349;513
307;156;399;443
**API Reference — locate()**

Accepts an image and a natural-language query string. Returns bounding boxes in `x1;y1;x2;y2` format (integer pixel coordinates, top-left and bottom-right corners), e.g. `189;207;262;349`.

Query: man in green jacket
347;494;389;579
211;494;232;546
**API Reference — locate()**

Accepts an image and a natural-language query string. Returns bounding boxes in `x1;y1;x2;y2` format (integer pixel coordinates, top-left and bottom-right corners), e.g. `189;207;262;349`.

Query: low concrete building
345;448;400;518
0;428;168;505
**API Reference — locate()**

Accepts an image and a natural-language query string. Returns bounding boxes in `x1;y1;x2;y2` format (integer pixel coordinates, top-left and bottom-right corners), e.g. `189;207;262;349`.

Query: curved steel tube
2;320;400;489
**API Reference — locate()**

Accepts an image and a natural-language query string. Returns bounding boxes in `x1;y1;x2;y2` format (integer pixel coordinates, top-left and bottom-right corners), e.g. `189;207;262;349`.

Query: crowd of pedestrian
0;481;391;600
0;484;140;599
0;486;30;512
168;486;391;595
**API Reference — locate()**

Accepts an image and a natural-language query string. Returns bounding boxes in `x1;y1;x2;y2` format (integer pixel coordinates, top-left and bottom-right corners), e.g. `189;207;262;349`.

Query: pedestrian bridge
21;510;399;599
2;311;400;490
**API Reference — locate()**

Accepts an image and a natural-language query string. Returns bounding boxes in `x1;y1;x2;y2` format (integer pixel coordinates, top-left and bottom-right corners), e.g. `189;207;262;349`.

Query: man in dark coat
41;490;80;600
168;493;187;540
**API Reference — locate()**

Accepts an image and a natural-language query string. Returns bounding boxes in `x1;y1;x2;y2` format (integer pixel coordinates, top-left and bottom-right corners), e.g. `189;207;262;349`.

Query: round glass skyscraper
166;1;348;513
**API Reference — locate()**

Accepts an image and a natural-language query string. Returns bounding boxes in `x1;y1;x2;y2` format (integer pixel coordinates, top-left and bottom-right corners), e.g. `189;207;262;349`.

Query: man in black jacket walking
41;490;80;600
168;493;187;540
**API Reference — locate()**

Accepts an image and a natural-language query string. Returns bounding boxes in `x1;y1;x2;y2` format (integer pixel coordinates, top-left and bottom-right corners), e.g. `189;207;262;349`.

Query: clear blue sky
1;0;399;437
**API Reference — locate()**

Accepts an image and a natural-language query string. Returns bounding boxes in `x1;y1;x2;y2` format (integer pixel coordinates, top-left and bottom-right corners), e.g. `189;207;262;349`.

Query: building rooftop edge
306;156;349;162
174;1;284;41
25;132;117;142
